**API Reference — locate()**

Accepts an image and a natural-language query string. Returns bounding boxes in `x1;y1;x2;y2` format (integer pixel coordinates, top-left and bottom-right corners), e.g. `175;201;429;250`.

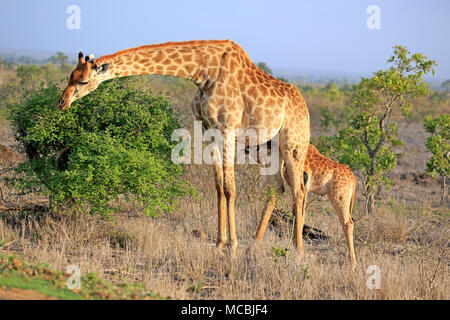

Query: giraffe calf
255;144;357;270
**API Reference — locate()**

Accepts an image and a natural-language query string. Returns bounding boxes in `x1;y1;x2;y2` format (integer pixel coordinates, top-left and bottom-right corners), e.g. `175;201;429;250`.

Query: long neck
95;40;230;87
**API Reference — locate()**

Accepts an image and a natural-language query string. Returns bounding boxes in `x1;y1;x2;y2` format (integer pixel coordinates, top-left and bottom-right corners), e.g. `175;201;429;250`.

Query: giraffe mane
95;39;242;63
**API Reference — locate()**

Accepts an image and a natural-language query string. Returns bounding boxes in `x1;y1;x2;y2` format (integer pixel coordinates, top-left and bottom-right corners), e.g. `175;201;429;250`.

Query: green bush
8;78;192;217
313;45;436;214
424;114;449;205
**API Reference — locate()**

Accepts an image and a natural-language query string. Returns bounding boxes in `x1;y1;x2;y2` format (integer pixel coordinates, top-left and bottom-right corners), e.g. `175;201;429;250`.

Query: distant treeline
0;51;76;66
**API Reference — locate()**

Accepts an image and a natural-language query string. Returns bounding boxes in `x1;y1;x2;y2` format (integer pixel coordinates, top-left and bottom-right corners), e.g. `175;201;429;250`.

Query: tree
441;79;450;92
8;78;193;217
277;76;289;83
0;58;6;69
424;114;449;205
323;82;341;101
0;60;74;110
315;45;436;214
47;52;69;65
256;62;273;75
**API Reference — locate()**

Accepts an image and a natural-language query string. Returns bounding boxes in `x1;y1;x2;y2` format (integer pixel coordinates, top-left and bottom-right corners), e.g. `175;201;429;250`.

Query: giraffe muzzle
58;98;70;110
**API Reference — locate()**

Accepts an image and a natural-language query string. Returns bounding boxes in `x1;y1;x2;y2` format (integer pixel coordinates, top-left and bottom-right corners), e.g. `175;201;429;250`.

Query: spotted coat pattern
255;144;357;269
59;40;311;256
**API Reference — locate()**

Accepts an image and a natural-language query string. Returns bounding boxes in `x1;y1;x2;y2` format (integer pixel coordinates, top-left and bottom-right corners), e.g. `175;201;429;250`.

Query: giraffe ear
77;52;84;66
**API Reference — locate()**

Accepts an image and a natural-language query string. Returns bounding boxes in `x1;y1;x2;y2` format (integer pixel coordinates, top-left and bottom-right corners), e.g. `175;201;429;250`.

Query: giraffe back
304;145;356;197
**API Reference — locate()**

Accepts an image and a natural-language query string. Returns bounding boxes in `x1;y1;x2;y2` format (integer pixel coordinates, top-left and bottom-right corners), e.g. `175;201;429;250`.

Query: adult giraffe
58;40;310;258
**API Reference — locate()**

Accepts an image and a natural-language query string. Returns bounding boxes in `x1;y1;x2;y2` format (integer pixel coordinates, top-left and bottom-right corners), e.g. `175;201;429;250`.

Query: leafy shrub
314;45;436;214
424;114;449;205
8;78;192;217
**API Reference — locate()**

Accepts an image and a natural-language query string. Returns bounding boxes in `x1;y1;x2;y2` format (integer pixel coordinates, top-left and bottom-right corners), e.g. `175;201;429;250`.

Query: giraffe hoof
227;250;238;262
292;248;305;263
216;240;226;251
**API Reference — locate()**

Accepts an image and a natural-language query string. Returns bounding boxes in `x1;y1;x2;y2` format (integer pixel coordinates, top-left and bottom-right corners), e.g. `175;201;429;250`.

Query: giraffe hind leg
282;147;308;258
329;191;357;270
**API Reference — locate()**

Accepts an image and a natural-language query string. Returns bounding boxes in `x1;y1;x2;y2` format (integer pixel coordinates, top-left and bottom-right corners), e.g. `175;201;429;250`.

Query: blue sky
1;0;449;79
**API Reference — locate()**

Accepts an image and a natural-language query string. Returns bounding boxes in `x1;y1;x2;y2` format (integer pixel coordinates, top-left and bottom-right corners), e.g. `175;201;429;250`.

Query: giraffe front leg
293;185;307;258
212;145;227;250
224;164;237;254
223;130;238;255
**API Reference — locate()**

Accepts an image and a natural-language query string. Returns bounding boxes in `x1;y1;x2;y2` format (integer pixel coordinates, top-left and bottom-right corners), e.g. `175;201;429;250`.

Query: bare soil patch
0;287;56;300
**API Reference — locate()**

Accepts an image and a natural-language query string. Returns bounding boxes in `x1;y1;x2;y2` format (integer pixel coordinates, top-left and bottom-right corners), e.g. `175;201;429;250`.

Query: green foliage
187;279;204;292
0;61;71;118
0;58;13;69
429;90;450;105
319;104;353;131
16;63;72;88
315;123;401;193
256;62;273;75
424;114;449;204
8;78;193;217
424;114;450;178
323;82;341;101
314;45;436;213
319;105;336;129
441;79;450;92
47;52;69;65
301;82;354;132
0;254;165;299
300;266;310;281
277;76;289;83
271;246;288;262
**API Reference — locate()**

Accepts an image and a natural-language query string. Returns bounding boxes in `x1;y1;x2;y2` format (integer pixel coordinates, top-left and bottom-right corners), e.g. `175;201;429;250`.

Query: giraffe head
58;52;110;110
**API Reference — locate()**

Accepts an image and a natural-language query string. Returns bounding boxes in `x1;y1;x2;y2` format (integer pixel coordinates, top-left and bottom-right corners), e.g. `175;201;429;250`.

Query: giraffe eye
94;63;110;73
79;80;90;85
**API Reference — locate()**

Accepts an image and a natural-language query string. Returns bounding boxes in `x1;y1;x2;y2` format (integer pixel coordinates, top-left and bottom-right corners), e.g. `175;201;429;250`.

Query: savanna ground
0;62;448;300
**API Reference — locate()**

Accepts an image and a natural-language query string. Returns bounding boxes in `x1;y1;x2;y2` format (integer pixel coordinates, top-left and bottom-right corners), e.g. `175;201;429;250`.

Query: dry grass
0;161;448;300
0;77;447;299
0;123;448;300
0;67;16;87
